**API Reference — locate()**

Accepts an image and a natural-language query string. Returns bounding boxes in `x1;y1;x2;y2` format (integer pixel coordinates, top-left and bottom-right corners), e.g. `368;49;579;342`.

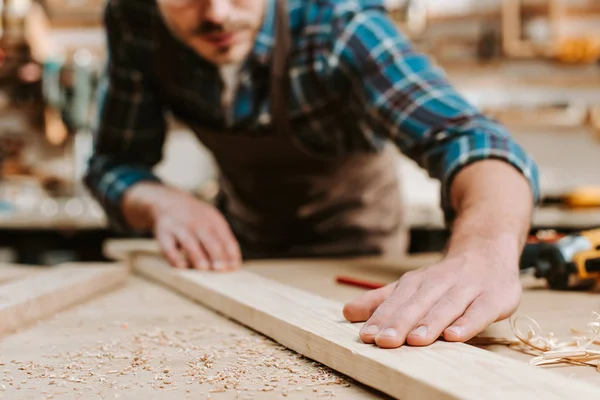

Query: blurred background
0;0;597;265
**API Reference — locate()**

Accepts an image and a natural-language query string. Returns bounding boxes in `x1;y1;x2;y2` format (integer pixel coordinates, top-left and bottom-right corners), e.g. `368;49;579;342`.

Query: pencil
335;276;386;290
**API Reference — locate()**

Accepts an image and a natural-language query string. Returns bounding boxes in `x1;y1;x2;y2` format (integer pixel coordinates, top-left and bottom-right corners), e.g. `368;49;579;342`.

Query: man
85;0;540;350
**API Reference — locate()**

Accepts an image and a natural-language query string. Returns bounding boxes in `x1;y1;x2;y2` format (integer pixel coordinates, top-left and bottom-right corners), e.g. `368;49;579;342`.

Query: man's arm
332;6;539;348
84;1;167;232
85;2;242;270
447;159;533;259
329;7;539;217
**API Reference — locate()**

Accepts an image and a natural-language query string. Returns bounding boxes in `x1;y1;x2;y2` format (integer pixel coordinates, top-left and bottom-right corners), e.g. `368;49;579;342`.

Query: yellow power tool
541;186;600;209
520;229;600;290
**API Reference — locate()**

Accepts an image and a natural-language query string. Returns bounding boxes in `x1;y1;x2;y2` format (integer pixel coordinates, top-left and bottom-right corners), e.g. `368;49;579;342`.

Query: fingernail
361;325;380;336
377;328;398;338
446;326;463;338
410;325;428;338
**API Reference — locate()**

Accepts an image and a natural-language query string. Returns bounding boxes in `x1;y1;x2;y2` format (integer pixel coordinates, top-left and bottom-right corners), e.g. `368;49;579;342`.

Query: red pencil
336;276;385;290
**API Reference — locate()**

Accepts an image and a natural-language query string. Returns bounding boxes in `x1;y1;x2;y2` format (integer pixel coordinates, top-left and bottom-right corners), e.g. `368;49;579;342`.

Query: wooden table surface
1;253;600;399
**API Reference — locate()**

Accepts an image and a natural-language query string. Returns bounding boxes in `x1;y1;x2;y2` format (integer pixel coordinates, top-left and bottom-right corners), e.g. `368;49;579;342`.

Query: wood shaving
469;312;600;371
511;312;600;369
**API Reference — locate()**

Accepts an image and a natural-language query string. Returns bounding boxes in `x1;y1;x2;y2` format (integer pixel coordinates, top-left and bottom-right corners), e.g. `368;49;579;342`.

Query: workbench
1;242;600;399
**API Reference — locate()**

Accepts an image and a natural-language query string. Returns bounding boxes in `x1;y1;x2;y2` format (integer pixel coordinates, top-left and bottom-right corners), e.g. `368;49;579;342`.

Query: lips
202;31;237;47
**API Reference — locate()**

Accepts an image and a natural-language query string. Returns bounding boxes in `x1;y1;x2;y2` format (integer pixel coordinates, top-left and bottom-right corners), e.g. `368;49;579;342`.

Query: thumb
342;282;398;322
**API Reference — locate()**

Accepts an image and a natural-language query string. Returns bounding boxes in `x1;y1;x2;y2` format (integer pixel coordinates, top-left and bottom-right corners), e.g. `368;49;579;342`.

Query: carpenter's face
157;0;267;65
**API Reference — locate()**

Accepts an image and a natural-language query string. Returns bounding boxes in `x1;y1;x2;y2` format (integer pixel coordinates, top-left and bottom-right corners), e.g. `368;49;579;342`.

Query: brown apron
154;0;408;259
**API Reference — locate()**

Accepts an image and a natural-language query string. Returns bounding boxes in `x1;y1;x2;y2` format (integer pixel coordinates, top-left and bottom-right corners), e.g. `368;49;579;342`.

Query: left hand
342;246;522;348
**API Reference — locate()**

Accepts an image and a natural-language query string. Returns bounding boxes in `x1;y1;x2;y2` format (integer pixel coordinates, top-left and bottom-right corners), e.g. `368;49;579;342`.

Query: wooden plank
131;252;599;400
103;239;161;262
0;263;128;336
102;238;443;272
0;264;44;284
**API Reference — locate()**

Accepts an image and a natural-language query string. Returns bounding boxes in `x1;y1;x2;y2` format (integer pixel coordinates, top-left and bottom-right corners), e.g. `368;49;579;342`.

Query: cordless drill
520;229;600;290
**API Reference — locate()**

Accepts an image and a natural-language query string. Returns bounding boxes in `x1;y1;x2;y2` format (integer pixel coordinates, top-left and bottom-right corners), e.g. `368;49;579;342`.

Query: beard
161;13;258;64
191;19;251;37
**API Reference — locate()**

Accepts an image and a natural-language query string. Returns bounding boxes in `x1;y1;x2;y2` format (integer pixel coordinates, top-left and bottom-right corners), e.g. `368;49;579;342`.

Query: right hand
123;183;242;271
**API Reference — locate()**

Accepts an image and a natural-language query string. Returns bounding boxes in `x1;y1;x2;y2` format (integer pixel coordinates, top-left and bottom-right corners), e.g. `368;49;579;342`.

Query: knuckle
452;284;481;301
369;305;396;322
202;237;221;253
437;295;461;310
196;225;212;237
476;297;501;318
396;302;424;322
373;301;415;325
398;271;421;287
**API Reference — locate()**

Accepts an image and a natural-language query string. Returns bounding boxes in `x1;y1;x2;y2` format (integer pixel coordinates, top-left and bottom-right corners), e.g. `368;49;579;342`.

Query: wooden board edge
0;263;129;336
103;239;161;261
0;264;46;284
130;252;599;400
103;238;443;273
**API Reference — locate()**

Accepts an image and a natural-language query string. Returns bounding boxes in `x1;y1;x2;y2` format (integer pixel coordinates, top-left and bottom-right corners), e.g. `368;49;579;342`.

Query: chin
192;36;253;65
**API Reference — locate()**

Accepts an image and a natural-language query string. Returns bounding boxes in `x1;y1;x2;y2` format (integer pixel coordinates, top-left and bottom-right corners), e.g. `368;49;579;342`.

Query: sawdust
0;323;352;398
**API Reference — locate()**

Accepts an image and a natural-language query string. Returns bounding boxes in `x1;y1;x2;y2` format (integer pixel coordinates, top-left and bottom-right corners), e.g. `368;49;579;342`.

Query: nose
204;0;231;24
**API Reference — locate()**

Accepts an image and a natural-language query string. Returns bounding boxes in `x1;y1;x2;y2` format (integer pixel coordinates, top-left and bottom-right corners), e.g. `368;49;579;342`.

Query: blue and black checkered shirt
85;0;540;232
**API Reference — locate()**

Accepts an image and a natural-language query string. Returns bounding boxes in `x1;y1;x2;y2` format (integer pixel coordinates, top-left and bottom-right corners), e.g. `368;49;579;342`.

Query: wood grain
132;252;599;400
0;263;128;335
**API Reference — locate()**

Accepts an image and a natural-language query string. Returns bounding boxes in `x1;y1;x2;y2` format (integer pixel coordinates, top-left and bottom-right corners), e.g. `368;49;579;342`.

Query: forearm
445;159;534;262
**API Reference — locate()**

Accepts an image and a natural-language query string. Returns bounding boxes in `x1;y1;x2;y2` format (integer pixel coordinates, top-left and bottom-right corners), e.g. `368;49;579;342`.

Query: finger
443;294;500;343
373;280;451;349
355;273;422;344
197;228;228;270
342;282;398;322
175;229;210;270
405;286;477;346
212;223;242;271
156;231;187;269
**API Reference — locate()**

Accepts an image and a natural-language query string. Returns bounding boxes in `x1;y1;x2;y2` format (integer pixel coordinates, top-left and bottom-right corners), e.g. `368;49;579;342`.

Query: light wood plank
0;263;128;335
102;238;443;272
132;252;599;400
103;239;161;261
0;264;45;284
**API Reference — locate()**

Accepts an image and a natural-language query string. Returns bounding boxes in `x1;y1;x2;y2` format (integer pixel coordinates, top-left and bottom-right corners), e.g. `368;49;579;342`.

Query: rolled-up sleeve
84;1;167;232
329;7;540;224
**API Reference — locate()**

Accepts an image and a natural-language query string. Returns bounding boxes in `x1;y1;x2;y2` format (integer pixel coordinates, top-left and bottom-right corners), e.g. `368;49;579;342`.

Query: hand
123;183;242;271
342;245;522;348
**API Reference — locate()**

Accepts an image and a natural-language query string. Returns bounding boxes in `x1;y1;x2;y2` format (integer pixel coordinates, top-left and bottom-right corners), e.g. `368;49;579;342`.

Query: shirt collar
249;0;276;66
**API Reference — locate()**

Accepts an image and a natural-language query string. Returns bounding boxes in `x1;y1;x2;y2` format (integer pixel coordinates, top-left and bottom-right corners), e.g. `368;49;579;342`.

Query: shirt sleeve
83;2;167;232
329;8;540;225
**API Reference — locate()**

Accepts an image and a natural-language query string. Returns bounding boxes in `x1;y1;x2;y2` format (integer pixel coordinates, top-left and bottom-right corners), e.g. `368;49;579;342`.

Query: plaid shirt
85;0;540;232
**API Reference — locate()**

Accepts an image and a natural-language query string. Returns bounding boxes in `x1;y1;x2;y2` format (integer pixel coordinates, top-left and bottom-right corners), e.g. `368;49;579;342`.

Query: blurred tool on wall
0;0;107;266
0;0;103;218
0;0;45;212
